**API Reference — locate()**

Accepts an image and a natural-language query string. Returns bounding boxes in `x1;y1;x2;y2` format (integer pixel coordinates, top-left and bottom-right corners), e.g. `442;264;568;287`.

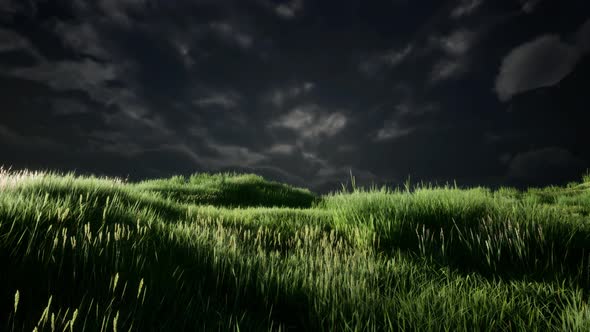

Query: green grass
1;168;590;331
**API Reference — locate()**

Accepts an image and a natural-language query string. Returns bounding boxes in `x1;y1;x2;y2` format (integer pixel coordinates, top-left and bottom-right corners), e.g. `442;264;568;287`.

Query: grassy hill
1;168;590;331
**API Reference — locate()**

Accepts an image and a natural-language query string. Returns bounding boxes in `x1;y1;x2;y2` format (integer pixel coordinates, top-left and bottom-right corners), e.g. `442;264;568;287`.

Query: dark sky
0;0;588;193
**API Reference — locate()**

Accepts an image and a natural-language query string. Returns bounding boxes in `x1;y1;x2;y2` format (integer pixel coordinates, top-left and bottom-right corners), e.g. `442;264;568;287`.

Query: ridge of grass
135;172;319;209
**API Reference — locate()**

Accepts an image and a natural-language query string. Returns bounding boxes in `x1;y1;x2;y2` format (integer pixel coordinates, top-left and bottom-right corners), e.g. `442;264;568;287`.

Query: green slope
1;169;590;331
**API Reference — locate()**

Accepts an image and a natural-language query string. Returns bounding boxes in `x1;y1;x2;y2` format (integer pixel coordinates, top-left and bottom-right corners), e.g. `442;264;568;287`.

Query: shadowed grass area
1;169;590;331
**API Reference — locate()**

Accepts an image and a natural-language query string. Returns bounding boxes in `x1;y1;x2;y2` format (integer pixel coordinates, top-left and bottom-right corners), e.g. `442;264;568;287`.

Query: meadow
1;167;590;331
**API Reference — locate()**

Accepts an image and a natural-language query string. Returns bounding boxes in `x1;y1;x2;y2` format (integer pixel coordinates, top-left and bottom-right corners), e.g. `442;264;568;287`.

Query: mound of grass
2;169;590;331
135;172;318;209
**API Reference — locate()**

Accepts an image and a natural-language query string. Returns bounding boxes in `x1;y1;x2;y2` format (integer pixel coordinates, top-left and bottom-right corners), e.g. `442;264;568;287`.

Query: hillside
1;169;590;331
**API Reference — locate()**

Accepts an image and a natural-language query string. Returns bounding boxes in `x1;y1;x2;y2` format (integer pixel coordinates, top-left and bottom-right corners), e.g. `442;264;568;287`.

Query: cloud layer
0;0;588;192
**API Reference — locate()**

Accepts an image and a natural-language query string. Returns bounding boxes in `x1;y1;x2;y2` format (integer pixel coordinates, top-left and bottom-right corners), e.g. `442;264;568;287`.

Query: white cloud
174;40;197;68
519;0;541;13
380;45;414;66
204;141;268;167
97;0;148;24
8;56;168;135
495;34;580;101
265;82;315;107
276;5;295;18
193;92;241;110
373;98;436;141
54;22;108;59
374;122;414;141
450;0;484;19
301;151;329;167
432;29;476;56
275;0;304;19
279;109;314;129
430;58;466;82
359;44;413;76
310;112;348;137
7;59;150;121
267;144;297;155
10;59;117;95
426;29;476;83
271;105;348;139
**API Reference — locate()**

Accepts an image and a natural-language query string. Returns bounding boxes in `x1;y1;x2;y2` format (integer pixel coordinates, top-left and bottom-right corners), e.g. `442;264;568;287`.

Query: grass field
1;168;590;331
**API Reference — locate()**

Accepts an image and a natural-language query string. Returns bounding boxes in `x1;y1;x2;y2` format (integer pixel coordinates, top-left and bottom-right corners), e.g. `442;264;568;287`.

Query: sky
0;0;588;193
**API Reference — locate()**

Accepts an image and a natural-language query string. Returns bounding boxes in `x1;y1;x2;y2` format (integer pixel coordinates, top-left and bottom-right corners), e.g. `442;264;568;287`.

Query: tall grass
1;169;590;331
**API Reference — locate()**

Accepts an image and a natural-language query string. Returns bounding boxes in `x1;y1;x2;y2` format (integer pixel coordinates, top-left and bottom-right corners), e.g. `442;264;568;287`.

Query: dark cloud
507;147;587;185
9;59;118;97
50;98;91;115
0;27;31;52
53;21;108;59
577;18;590;53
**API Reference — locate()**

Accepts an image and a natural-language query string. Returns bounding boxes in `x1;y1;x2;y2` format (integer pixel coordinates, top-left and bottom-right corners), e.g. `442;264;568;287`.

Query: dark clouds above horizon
0;0;588;193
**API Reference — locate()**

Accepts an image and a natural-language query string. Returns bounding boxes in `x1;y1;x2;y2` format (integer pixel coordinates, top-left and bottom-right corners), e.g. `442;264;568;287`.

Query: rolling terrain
1;168;590;331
